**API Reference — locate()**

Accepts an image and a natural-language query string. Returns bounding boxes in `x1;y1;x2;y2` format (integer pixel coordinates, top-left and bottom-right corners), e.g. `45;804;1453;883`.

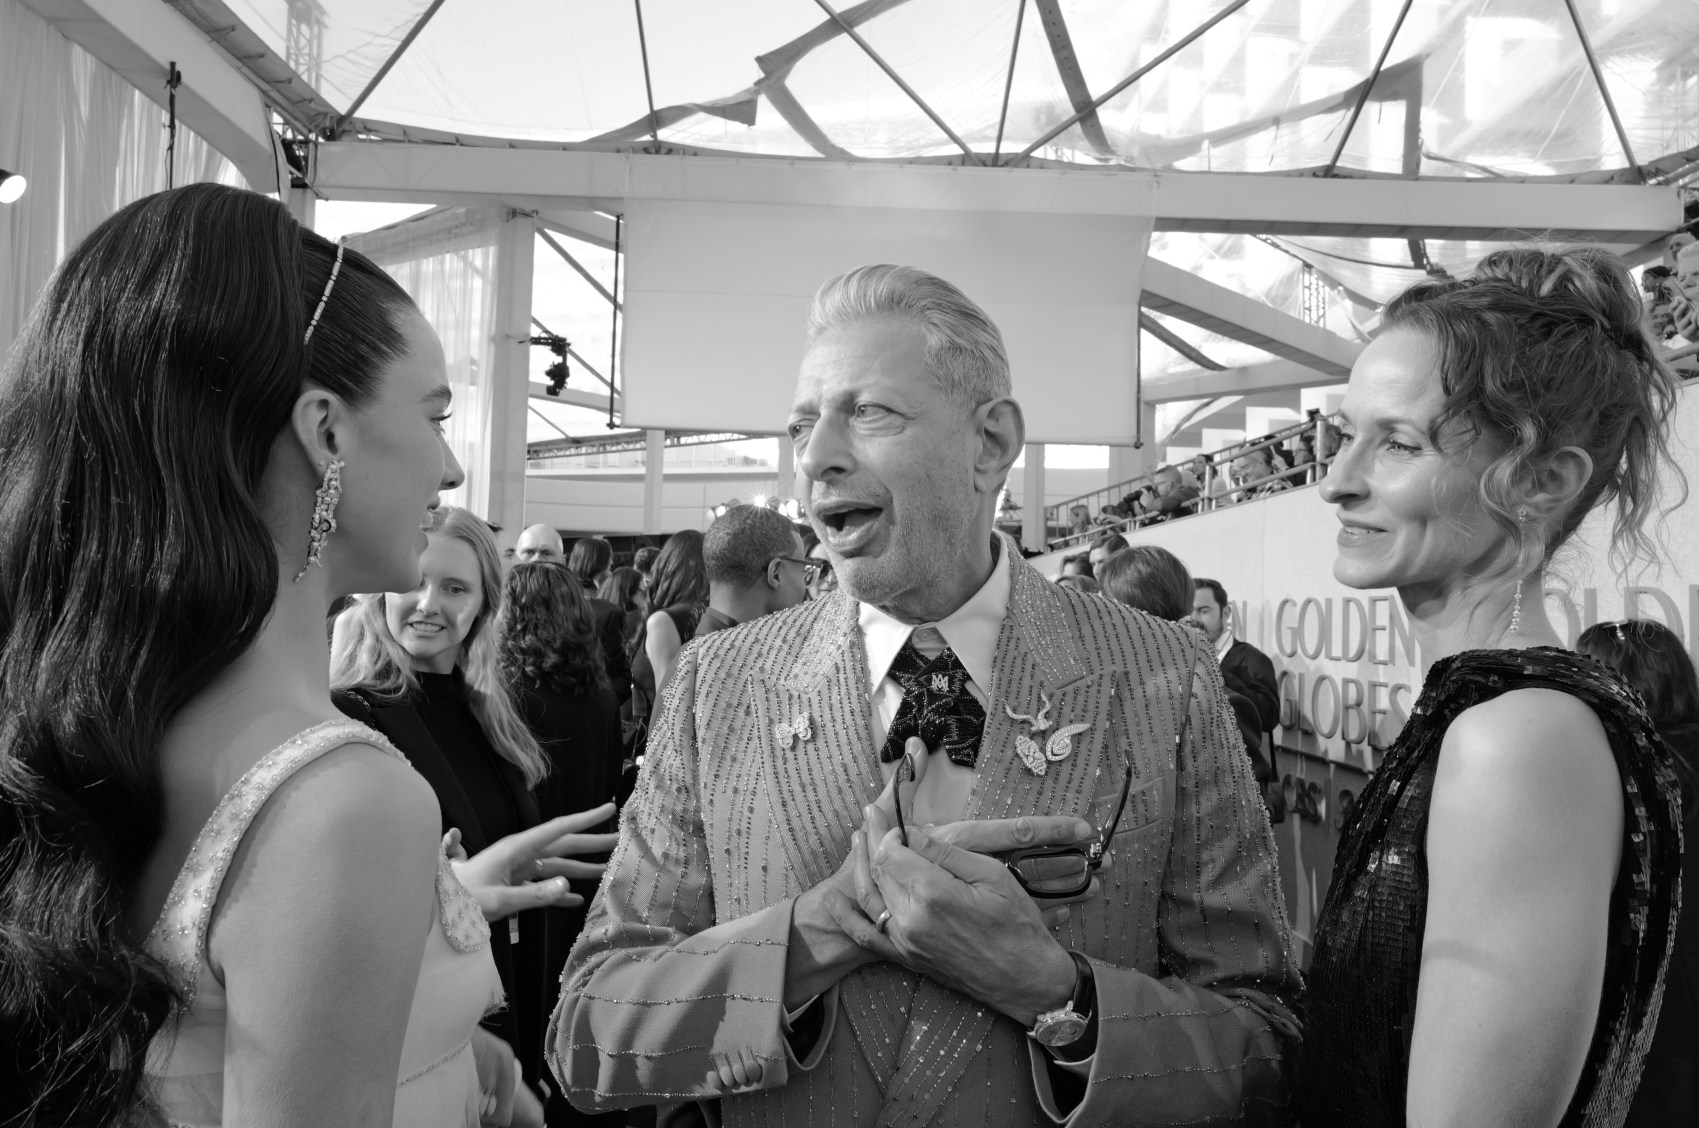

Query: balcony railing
1043;413;1340;554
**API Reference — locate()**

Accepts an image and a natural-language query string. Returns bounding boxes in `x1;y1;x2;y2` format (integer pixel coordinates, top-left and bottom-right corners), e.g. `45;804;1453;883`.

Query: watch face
1033;1013;1088;1048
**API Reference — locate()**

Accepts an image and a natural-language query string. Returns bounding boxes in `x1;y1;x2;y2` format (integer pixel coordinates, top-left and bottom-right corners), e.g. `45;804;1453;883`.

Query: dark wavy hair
498;563;609;699
1099;545;1194;621
1381;247;1684;573
0;184;413;1125
647;530;708;614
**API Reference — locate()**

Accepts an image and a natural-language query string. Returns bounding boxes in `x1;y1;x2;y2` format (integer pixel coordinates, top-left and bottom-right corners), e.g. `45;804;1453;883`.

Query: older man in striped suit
549;264;1300;1126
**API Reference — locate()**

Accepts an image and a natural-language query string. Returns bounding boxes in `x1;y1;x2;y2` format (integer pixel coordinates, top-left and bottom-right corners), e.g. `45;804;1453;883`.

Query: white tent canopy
10;0;1698;530
26;2;1697;392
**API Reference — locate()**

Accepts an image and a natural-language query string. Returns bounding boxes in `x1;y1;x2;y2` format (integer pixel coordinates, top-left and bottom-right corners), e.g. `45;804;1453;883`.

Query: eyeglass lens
1008;848;1093;897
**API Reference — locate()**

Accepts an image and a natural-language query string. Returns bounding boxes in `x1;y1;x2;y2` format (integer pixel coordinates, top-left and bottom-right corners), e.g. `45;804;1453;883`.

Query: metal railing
1043;412;1340;554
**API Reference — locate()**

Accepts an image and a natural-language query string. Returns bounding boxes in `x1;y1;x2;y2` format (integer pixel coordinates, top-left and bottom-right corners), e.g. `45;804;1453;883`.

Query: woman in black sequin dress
1298;248;1685;1128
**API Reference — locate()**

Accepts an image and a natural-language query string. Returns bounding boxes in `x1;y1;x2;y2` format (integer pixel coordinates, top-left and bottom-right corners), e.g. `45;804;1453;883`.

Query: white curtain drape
348;208;507;519
0;0;248;355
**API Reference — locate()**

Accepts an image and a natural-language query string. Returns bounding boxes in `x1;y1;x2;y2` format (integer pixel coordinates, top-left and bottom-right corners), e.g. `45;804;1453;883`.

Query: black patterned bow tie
878;640;986;769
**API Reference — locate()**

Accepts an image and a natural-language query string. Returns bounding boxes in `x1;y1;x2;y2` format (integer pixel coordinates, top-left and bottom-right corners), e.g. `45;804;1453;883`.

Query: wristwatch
1027;951;1096;1048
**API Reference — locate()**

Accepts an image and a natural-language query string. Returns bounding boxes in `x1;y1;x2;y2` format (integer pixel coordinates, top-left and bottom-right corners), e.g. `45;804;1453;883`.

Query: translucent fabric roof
209;0;1699;440
209;0;1699;181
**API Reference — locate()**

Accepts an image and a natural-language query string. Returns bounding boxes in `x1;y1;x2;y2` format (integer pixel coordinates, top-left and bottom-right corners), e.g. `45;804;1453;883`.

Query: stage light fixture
749;494;770;509
0;169;26;204
527;332;570;396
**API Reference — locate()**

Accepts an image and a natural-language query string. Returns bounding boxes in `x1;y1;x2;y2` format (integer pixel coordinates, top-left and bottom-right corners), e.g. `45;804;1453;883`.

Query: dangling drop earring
1509;506;1529;635
293;458;344;583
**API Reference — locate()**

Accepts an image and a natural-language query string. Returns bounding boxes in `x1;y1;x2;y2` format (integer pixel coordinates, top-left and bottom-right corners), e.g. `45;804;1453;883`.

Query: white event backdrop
619;200;1151;444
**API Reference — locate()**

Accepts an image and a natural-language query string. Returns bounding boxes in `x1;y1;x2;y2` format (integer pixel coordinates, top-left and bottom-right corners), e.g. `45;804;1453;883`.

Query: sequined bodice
1300;649;1683;1128
139;720;501;1128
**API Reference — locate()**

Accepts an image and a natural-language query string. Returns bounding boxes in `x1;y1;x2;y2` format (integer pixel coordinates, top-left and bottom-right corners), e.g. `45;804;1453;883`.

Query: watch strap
1067;950;1096;1020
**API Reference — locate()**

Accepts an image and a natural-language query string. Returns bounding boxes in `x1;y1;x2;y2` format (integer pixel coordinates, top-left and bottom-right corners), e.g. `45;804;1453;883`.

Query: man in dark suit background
1190;578;1278;731
1191;578;1280;787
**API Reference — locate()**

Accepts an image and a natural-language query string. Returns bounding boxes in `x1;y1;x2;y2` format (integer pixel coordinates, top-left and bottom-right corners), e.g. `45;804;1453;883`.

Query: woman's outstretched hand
447;803;621;921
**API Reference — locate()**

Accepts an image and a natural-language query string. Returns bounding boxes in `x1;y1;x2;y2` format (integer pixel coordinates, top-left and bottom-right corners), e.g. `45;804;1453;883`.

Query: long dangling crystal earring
1509;506;1529;634
293;458;344;583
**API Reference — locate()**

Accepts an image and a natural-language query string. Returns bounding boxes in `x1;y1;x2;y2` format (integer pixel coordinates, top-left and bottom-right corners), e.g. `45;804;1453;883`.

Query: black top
1221;638;1280;734
1624;723;1699;1127
692;606;739;641
512;677;625;1126
414;670;521;845
1300;648;1683;1128
631;603;700;718
516;679;625;828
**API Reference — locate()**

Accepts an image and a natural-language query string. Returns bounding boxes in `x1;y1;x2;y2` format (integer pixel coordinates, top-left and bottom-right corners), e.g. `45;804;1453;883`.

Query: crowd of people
1058;418;1345;548
0;182;1696;1128
1643;209;1699;377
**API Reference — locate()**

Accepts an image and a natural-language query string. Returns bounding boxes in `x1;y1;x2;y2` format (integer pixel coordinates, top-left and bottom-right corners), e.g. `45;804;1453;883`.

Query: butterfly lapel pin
772;712;812;750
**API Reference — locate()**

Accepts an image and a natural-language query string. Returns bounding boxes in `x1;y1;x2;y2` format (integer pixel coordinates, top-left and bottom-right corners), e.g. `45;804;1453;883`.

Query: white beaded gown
138;720;504;1127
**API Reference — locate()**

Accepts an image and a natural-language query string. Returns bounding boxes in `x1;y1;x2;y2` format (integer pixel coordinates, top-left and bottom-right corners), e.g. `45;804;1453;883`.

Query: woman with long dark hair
596;565;646;655
1576;619;1699;1127
498;562;625;1126
1300;248;1686;1127
630;530;708;715
0;184;517;1125
331;507;614;1115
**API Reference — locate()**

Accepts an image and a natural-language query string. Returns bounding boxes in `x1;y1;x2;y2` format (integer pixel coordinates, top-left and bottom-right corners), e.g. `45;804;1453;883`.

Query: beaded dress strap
145;720;409;1006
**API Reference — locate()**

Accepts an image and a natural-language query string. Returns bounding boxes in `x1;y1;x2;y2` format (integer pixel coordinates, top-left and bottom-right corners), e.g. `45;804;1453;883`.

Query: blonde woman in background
333;506;617;1119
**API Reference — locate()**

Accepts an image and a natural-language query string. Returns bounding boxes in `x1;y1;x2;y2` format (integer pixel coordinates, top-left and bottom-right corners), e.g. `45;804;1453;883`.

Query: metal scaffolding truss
167;0;1699;187
44;0;1696;415
147;1;1696;318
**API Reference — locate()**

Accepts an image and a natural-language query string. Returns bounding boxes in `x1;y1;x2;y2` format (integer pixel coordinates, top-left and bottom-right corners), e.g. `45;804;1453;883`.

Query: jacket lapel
748;596;923;1094
754;592;884;891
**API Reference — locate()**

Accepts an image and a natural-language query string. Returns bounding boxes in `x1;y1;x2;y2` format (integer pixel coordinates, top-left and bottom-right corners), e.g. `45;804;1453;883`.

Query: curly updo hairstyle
0;185;416;1125
1381;247;1684;572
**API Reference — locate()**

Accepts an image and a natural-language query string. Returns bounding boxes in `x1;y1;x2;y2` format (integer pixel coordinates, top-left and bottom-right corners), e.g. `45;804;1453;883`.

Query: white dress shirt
857;540;1010;827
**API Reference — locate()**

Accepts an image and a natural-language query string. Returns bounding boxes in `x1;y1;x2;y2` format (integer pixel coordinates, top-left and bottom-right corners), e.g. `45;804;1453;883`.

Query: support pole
643;429;665;534
777;438;797;505
486;210;535;535
286;185;316;229
1022;443;1047;554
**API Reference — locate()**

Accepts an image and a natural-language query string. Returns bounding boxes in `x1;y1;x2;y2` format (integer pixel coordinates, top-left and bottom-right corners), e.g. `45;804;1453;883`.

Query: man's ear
765;558;785;591
290;386;349;473
972;397;1025;495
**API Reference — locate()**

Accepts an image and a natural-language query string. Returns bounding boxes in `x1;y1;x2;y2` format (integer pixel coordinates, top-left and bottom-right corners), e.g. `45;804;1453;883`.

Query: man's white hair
805;264;1011;410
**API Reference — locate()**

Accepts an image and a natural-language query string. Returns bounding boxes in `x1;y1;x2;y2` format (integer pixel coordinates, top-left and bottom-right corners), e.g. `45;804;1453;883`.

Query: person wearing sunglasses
694;503;813;641
552;265;1298;1127
802;532;837;599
